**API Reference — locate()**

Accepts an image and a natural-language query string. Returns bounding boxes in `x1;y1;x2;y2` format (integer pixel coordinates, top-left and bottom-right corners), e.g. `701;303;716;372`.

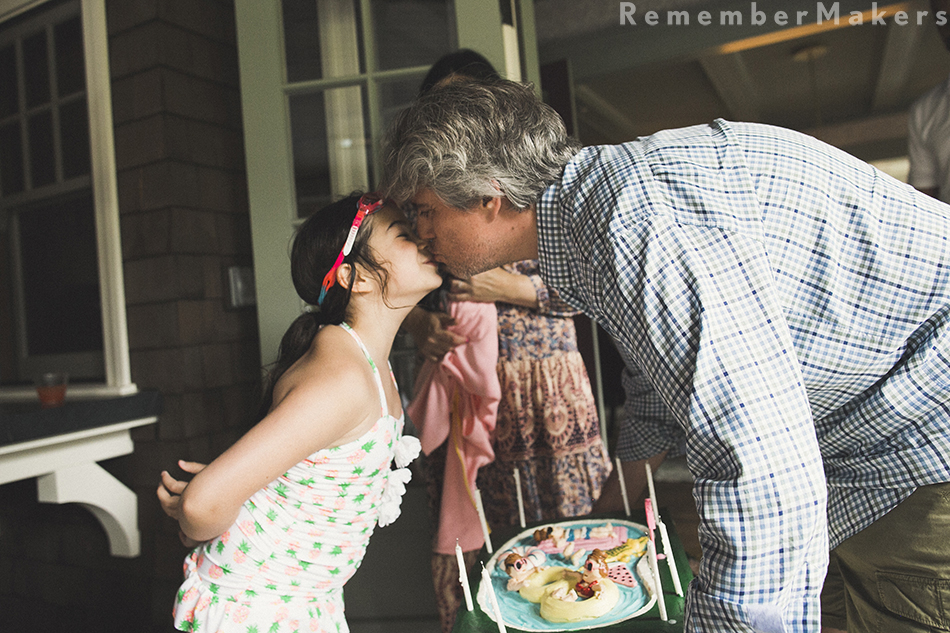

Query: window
0;0;133;399
277;0;456;396
280;0;453;216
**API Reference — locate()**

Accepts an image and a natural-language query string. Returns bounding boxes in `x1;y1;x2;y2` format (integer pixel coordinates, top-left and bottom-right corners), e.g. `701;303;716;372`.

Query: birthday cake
475;519;657;632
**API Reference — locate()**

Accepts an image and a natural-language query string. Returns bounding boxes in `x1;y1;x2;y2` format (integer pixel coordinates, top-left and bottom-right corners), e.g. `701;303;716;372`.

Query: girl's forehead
386;203;409;221
371;204;407;226
363;205;411;250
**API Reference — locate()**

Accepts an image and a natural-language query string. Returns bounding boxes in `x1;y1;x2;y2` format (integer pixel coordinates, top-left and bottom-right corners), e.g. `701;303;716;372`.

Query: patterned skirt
476;352;612;528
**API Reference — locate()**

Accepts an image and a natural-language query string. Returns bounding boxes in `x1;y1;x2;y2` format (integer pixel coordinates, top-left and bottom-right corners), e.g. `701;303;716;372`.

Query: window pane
0;44;18;118
283;0;364;82
28;110;55;187
54;16;84;96
289;92;329;212
282;0;321;82
0;122;25;195
289;86;372;218
23;29;50;108
18;193;102;356
379;76;425;133
60;98;89;178
370;0;451;71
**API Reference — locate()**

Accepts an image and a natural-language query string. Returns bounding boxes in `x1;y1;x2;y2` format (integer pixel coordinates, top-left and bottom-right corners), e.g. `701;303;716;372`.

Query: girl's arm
168;349;375;542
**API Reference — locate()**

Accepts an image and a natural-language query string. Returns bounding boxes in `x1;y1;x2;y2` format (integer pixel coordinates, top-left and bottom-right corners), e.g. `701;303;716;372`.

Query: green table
452;510;694;633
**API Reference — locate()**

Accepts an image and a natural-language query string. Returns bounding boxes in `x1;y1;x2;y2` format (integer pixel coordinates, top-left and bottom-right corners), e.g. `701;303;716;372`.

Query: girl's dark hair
257;193;387;419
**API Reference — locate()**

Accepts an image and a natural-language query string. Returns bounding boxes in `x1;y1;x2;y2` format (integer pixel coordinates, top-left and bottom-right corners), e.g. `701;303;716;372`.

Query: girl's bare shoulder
278;325;374;404
259;324;379;453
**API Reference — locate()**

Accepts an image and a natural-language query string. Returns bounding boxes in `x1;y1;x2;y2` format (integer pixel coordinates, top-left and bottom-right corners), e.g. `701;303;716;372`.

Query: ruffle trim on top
378;434;420;527
174;550;346;632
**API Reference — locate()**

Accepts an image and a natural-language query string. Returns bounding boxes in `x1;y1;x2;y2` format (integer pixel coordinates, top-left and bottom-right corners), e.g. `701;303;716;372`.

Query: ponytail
256;311;320;420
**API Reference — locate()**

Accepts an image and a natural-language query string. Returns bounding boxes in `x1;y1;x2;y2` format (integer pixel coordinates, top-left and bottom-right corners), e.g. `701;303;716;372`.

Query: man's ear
477;195;504;222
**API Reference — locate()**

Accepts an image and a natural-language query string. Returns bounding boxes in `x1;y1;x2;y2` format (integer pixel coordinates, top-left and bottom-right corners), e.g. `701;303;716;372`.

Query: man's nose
416;215;434;240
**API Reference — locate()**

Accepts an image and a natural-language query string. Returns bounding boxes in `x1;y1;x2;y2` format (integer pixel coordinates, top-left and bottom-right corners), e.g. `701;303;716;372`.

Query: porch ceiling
534;0;950;160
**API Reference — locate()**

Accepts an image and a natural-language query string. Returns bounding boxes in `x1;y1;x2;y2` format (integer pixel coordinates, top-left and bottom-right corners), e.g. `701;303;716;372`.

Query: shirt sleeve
907;97;938;190
524;272;579;317
692;227;828;632
615;365;684;461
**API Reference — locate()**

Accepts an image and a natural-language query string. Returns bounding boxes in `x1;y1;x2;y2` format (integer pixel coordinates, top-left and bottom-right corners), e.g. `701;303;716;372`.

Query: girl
157;193;443;632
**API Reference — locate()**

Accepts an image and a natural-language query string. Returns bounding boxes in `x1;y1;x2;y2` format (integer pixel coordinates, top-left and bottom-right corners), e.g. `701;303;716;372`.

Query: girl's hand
157;461;207;546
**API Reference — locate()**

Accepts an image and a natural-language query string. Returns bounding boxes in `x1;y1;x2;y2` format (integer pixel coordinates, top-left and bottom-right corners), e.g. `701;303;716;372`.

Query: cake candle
647;535;668;621
456;540;474;611
645;462;659;523
513;468;526;528
646;463;684;596
657;519;684;596
615;457;631;516
474;486;493;553
481;563;507;633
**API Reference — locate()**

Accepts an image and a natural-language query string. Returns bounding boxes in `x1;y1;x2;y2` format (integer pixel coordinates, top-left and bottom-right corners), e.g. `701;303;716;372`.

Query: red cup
36;372;68;408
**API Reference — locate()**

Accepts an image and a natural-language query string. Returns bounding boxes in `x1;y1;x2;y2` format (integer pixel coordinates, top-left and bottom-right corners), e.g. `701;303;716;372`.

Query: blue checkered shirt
536;120;950;633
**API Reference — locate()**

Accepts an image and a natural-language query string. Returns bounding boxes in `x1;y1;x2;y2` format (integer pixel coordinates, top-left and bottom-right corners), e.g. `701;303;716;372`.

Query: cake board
452;511;693;633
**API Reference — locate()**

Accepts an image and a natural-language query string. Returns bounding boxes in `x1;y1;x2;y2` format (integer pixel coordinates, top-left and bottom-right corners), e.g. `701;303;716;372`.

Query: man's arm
673;227;827;632
595;364;682;513
604;222;828;632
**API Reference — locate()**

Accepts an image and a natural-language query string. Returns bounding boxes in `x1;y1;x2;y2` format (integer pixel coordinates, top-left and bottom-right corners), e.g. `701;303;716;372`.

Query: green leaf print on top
171;322;417;632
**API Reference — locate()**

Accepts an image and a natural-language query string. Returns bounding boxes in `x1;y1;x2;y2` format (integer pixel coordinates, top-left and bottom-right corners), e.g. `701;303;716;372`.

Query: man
909;0;950;203
381;78;950;632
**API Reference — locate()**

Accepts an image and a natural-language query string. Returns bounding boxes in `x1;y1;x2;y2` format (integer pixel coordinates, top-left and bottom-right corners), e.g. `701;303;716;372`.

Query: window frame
0;0;135;401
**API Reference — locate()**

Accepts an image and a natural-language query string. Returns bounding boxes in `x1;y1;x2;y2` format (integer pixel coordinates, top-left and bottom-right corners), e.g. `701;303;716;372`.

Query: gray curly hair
380;79;581;210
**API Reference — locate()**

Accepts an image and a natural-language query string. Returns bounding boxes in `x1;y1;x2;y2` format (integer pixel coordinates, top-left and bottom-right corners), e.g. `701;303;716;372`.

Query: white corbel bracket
0;417;156;558
38;461;140;557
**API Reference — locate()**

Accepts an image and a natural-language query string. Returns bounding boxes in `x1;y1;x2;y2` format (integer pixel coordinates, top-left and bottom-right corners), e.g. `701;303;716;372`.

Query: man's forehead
410;188;437;206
